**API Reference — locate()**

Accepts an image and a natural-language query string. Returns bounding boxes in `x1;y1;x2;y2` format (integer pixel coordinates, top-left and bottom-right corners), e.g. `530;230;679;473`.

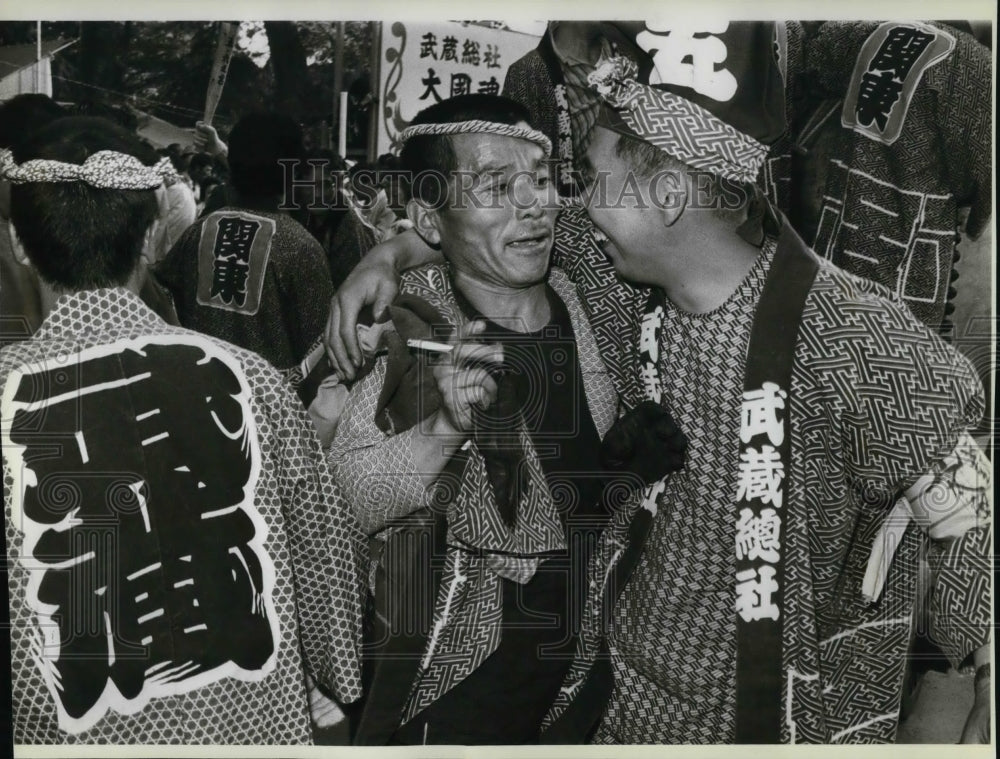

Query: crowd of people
0;19;992;747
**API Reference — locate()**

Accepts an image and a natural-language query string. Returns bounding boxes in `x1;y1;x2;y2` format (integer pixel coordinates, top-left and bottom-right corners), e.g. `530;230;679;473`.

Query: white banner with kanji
376;21;541;156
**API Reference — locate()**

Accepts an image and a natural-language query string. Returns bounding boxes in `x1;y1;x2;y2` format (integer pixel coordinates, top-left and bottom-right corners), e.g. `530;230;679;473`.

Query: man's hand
430;320;502;435
324;258;400;380
408;321;503;488
323;229;442;380
192;121;228;157
959;665;990;743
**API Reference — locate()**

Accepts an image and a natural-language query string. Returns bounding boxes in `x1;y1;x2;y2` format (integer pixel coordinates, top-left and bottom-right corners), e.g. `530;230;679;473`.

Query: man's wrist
974;662;990;691
423;409;468;445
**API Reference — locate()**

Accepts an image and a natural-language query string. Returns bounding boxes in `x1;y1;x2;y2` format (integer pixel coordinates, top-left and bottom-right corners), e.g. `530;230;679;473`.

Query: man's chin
603;251;652;288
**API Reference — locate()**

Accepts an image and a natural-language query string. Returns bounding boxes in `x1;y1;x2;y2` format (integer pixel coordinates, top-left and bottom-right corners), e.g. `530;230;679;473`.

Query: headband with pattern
588;55;767;184
400;119;553;158
0;148;179;190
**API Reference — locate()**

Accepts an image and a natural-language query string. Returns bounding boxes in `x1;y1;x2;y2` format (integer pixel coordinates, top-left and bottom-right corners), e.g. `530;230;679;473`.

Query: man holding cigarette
324;22;990;745
329;94;684;744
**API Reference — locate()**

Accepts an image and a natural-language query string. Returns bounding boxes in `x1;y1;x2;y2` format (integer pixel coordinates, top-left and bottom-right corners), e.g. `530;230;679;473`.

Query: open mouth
508;232;550;250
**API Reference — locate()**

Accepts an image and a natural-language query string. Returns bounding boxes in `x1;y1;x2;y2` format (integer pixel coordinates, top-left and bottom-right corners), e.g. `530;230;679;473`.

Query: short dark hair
9;116;161;290
227;111;304;198
399;94;533;206
0;94;67;150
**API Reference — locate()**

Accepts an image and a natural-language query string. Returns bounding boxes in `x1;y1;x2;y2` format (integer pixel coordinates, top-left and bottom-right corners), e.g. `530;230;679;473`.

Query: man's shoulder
554;205;594;237
808;258;922;325
800;258;970;378
0;339;38;387
272;212;326;252
163;327;288;397
399;263;453;299
547;265;576;300
0;325;283;396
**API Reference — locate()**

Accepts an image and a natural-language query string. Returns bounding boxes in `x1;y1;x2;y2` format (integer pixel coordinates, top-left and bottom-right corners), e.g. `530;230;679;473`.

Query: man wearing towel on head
0;116;363;744
328;93;686;745
324;21;990;745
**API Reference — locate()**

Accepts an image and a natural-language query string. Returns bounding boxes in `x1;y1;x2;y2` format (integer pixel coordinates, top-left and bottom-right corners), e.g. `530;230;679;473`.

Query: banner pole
35;21;41;93
338;91;348;158
367;21;382;163
333;21;344;154
204;21;238;126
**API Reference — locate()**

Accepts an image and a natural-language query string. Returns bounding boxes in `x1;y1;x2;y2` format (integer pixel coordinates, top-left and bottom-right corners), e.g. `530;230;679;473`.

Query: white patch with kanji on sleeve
841;22;955;145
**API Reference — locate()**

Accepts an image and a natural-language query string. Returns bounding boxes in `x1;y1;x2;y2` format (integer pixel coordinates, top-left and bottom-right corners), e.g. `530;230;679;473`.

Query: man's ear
139;185;169;267
655;168;688;228
139;218;159;268
6;223;31;268
406;198;442;247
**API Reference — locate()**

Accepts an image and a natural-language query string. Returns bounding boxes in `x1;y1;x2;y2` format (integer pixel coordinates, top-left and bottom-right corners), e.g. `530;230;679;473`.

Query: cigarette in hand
406;338;454;354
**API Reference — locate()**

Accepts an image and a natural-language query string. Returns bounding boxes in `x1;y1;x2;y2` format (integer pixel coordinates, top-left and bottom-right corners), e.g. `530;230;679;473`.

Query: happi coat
794;21;992;332
329;263;658;743
1;288;363;744
156;208;334;372
550;206;991;744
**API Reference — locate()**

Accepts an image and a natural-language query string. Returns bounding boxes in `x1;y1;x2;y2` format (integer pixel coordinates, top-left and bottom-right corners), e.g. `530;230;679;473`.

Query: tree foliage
1;21;375;148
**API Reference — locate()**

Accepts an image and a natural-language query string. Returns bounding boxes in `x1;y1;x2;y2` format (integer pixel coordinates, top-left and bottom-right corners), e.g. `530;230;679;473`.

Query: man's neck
451;272;551;333
35;267;145;320
550;23;602;66
647;218;762;314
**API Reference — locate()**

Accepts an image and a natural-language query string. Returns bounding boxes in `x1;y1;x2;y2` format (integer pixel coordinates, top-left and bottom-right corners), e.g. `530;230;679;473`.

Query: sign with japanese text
196;211;275;316
735;381;787;624
376;22;541;155
841;22;955;145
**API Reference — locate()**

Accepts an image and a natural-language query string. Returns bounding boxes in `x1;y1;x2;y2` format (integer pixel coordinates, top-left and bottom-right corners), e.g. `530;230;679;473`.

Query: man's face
430;130;557;291
581;125;671;284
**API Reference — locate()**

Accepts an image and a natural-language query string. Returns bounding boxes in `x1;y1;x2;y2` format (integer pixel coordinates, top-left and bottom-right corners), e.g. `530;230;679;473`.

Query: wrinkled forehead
450;128;547;175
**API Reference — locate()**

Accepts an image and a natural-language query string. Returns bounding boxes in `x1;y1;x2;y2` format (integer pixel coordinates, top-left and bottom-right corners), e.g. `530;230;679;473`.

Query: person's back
1;116;362;744
792;21;992;333
156;112;334;373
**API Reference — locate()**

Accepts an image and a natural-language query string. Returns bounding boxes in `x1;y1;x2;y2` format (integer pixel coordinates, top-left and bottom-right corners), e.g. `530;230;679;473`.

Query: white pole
35;21;42;93
338;91;348;158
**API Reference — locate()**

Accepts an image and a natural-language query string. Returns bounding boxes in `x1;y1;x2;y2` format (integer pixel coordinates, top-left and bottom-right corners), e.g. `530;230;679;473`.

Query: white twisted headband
400;119;552;157
0;148;179;190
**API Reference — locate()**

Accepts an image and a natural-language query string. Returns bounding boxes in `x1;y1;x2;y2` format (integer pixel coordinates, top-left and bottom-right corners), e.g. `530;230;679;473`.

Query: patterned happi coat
551;206;991;743
2;288;363;744
794;21;991;332
330;263;657;740
156;208;335;372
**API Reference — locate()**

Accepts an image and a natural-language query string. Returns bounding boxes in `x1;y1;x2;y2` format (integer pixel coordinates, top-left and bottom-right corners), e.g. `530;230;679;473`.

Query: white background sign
377;21;541;155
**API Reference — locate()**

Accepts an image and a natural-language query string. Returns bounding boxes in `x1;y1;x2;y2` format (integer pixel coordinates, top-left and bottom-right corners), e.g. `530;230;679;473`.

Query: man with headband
0;94;180;347
324;22;990;745
329;94;685;744
0;116;363;744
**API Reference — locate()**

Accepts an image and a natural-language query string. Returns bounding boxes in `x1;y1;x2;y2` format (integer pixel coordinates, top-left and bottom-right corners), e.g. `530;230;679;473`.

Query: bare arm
324;229;444;379
330;321;501;534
